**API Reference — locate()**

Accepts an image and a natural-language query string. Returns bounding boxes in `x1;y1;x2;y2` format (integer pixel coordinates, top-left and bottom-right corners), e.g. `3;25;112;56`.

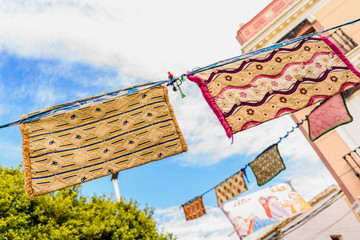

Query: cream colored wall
315;131;360;203
282;192;360;240
314;0;360;43
291;0;360;205
237;0;360;205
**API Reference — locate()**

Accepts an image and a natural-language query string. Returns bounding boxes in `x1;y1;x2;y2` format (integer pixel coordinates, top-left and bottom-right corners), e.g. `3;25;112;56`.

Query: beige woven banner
215;170;248;206
20;85;188;199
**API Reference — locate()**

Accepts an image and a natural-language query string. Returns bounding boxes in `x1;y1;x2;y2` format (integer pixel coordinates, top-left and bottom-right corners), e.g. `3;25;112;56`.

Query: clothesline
0;80;167;129
0;18;359;130
182;118;306;207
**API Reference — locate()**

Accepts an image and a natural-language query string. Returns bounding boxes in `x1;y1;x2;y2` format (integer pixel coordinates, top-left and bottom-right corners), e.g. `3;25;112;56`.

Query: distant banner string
182;119;306;206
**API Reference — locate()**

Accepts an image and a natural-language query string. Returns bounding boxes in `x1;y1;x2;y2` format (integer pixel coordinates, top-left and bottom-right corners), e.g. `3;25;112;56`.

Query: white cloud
288;166;337;201
0;0;325;167
1;0;293;166
33;84;62;108
0;7;332;215
155;206;237;240
0;0;272;82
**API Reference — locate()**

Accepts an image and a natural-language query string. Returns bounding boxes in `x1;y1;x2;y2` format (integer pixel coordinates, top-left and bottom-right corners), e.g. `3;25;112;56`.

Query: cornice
241;0;330;53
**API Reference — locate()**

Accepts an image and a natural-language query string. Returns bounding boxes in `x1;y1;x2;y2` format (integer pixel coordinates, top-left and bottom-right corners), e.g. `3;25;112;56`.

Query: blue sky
0;0;337;239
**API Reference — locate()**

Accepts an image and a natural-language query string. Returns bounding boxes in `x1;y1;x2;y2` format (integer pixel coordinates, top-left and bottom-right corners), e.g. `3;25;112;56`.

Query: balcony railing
343;148;360;179
328;28;358;54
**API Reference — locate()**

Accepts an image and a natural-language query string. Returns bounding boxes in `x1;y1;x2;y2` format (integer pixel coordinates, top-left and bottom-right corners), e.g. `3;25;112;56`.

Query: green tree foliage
0;165;175;240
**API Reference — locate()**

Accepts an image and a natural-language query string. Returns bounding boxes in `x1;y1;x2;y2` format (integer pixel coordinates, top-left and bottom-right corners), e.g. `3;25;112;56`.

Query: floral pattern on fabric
188;37;360;138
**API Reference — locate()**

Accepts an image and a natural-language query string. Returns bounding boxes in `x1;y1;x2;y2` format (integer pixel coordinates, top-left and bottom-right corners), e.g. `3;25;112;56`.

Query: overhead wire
0;18;359;129
185;17;360;76
281;190;343;237
303;195;360;240
0;80;167;129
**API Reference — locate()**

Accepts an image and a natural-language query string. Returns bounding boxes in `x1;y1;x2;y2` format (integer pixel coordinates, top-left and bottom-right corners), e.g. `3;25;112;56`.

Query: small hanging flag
249;144;285;186
187;37;360;139
20;85;188;199
182;196;207;221
307;93;352;141
215;170;248;206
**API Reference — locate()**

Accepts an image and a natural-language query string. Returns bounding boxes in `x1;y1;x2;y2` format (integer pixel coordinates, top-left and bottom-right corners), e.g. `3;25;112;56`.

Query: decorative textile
187;37;360;139
249;144;285;186
20;85;188;199
182;196;206;221
307;93;352;141
220;182;312;239
215;170;248;206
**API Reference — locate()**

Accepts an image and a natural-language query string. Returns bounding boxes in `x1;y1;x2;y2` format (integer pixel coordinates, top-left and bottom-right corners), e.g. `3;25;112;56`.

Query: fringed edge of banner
162;85;188;152
19;122;35;200
321;36;360;80
186;74;234;141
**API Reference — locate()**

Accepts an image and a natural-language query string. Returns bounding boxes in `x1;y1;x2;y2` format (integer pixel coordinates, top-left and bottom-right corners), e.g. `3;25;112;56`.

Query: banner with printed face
220;182;311;239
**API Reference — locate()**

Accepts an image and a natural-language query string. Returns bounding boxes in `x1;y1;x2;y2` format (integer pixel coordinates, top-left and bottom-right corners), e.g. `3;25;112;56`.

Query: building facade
236;0;360;205
258;185;360;240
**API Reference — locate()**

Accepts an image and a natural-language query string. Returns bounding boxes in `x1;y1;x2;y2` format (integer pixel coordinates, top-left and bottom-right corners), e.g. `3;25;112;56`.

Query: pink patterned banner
188;37;360;139
307;93;352;141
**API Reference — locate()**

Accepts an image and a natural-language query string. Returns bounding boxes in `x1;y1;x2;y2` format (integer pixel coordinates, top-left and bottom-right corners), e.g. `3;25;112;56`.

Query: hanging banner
220;182;311;239
249;144;285;186
182;196;207;221
215;170;248;206
20;85;188;199
187;37;360;139
307;93;352;141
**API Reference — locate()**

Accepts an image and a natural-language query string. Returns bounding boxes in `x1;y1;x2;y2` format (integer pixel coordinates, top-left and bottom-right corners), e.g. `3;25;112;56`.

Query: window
337;90;360;150
330;235;342;240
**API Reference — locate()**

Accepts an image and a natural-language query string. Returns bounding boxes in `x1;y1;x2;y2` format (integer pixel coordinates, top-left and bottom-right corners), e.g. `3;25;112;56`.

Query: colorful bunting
307;93;352;141
220;182;312;239
249;144;285;186
182;196;207;221
215;170;248;206
20;85;188;199
187;37;360;139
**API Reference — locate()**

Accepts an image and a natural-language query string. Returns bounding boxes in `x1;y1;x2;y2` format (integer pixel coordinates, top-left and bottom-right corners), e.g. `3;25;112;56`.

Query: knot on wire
276;119;307;144
241;165;250;183
167;72;186;98
167;72;177;92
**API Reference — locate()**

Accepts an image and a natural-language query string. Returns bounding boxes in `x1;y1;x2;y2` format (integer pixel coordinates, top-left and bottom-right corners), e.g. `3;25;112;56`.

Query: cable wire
1;18;360;129
303;196;359;240
0;80;167;129
186;17;360;76
281;190;343;236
